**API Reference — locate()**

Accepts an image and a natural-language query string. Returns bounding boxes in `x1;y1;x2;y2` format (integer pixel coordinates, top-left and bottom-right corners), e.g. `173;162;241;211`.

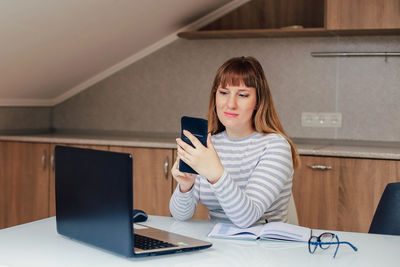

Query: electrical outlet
301;112;342;128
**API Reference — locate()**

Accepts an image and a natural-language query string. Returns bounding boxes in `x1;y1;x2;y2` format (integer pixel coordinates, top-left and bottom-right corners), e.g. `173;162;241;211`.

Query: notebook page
260;222;310;242
208;223;264;239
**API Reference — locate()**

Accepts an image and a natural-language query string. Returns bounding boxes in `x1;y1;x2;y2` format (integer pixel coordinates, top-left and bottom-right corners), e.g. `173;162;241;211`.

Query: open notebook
208;222;311;242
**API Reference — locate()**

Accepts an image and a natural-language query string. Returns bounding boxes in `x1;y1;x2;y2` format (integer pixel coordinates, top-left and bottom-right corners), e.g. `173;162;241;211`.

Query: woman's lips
224;112;238;118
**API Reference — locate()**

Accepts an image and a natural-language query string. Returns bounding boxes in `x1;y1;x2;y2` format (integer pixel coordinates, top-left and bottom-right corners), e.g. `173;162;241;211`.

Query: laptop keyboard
134;234;177;250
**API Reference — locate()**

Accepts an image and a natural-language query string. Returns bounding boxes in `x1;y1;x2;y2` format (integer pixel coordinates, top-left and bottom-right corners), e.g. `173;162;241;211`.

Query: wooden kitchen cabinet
0;141;51;229
179;0;400;39
293;155;400;233
0;142;5;228
1;140;215;229
2;139;399;231
180;0;328;39
326;0;400;30
109;146;174;217
292;156;340;230
48;144;109;216
200;0;325;31
338;158;400;232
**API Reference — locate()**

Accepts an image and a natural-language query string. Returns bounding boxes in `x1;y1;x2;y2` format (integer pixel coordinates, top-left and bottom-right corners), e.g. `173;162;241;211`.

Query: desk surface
0;216;399;267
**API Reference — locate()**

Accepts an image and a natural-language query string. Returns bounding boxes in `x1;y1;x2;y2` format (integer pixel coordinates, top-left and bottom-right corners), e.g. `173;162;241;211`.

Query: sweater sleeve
210;137;293;228
169;176;200;221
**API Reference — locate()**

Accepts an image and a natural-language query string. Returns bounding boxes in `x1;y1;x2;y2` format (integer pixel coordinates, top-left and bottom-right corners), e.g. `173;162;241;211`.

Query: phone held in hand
179;116;208;174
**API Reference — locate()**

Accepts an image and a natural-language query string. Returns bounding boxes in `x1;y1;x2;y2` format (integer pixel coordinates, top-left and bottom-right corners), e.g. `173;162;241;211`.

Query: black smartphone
179;116;208;174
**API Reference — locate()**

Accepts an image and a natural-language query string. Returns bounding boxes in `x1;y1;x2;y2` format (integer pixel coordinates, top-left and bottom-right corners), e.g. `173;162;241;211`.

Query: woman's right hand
171;156;196;193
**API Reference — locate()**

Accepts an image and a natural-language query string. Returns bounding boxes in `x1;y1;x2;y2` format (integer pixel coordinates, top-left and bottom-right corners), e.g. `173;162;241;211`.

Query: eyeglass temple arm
310;241;358;251
338;241;358;251
334;241;358;259
309;241;358;251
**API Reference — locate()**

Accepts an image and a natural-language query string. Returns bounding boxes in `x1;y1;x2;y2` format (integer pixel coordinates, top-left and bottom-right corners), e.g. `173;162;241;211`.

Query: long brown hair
207;56;300;169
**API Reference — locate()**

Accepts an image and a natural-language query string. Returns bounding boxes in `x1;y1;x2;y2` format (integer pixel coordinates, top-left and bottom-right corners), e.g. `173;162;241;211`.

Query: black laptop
54;145;211;257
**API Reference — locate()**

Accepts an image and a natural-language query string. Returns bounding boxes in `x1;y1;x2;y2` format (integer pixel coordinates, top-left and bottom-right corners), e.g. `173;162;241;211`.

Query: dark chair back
369;182;400;235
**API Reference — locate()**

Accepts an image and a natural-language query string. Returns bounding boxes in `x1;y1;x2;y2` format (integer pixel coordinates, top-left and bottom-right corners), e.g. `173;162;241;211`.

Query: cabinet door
49;144;109;216
326;0;400;29
0;141;50;228
338;158;400;233
109;146;173;216
0;142;6;228
292;156;340;230
172;149;209;220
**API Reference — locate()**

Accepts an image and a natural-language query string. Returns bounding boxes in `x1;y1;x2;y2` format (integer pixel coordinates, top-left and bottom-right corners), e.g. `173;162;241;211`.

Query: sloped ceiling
0;0;250;107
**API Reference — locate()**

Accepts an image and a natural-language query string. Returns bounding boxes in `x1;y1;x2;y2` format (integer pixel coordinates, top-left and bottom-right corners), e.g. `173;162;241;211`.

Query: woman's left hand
176;130;224;183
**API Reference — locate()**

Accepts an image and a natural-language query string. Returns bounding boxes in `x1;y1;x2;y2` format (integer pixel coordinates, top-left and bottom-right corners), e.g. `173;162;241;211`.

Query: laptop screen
55;146;135;257
55;145;211;257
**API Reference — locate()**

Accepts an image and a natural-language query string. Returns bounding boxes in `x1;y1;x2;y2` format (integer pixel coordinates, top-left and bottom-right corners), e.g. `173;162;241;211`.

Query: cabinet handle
164;156;169;180
51;154;55;171
308;165;332;170
41;150;47;170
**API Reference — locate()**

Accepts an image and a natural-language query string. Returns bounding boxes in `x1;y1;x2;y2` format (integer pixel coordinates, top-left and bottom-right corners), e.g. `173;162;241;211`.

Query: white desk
0;216;399;267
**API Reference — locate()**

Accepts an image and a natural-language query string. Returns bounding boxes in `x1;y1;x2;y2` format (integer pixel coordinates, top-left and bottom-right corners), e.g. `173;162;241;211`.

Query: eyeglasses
308;232;358;258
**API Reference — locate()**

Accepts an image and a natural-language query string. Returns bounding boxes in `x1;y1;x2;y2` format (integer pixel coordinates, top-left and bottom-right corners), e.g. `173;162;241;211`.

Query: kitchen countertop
1;132;400;160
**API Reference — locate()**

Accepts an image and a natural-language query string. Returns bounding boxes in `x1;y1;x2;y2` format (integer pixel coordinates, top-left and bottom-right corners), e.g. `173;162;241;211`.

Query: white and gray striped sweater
169;131;294;228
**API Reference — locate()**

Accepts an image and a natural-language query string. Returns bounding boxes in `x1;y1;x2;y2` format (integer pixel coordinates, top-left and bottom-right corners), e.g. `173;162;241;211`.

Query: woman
169;56;299;228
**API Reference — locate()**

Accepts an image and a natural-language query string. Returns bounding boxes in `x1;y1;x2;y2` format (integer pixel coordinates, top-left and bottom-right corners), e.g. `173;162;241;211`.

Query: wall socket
301;112;342;128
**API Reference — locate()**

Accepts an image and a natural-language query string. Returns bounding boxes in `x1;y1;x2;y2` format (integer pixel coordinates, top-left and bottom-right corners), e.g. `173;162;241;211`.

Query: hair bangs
219;62;258;89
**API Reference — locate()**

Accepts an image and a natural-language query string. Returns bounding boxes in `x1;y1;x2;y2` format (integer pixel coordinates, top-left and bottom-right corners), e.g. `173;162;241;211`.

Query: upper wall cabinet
326;0;400;30
178;0;400;39
200;0;324;31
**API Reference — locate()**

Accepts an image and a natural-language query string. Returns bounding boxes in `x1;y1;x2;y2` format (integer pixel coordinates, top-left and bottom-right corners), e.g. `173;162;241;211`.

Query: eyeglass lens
309;236;318;253
319;233;335;249
308;233;336;254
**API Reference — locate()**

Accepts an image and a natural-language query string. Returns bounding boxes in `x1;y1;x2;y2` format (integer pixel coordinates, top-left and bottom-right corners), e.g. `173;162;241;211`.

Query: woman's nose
227;95;237;109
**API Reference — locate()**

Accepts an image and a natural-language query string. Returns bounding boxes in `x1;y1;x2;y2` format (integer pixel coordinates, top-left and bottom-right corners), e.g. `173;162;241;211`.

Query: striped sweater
169;131;294;228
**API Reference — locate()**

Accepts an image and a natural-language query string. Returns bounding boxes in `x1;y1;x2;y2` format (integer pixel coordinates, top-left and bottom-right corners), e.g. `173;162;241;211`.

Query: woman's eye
239;94;249;98
218;90;228;95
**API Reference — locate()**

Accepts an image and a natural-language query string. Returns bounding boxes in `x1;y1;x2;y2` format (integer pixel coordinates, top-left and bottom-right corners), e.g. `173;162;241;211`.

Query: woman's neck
225;128;255;139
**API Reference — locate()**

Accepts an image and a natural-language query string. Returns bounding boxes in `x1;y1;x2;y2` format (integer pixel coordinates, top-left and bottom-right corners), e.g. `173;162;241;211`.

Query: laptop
54;145;212;257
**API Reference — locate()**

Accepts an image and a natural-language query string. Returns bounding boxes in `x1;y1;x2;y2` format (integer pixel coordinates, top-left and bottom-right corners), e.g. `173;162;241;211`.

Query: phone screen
179;116;208;174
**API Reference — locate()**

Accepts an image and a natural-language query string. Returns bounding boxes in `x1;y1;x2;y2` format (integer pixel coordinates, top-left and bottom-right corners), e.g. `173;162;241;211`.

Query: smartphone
179;116;208;174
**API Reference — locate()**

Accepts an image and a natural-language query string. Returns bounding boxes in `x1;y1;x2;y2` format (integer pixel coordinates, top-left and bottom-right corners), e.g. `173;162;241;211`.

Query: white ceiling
0;0;250;107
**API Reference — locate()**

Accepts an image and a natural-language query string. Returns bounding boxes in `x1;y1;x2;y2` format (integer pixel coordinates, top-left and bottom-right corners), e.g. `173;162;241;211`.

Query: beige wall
0;107;52;134
5;35;400;142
